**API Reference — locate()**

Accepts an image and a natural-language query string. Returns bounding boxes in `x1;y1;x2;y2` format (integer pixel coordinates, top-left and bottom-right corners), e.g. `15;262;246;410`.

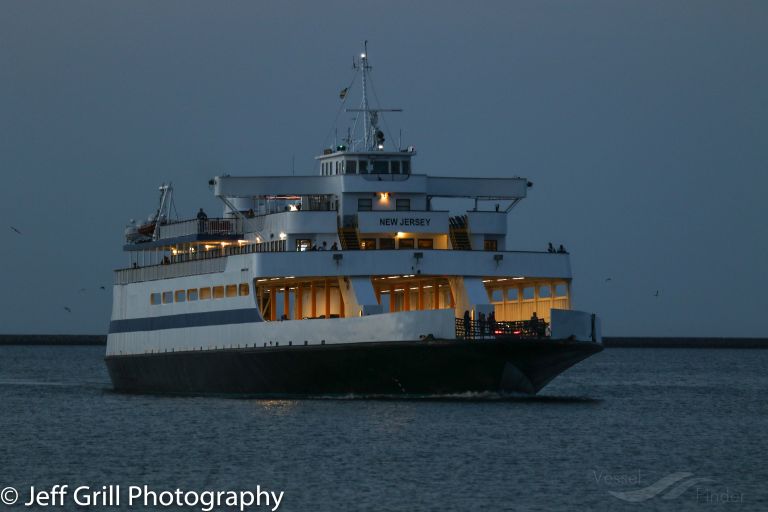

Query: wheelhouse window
402;160;411;174
379;238;395;250
484;239;498;251
391;161;400;174
359;160;369;173
360;238;376;250
346;160;357;174
396;198;410;211
398;238;414;249
417;238;434;249
372;161;388;174
358;198;372;211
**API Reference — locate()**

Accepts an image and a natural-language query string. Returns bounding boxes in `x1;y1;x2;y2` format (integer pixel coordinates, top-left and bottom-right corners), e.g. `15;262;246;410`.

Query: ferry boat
106;45;603;396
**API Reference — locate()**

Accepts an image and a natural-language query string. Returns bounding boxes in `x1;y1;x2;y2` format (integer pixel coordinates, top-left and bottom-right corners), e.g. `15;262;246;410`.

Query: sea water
0;345;765;511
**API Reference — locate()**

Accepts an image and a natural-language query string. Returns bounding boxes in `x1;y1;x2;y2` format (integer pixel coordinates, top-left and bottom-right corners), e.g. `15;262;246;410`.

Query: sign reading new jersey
357;211;448;233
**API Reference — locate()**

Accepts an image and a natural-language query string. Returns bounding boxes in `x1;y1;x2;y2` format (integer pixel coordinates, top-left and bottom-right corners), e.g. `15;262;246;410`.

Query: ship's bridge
316;147;413;178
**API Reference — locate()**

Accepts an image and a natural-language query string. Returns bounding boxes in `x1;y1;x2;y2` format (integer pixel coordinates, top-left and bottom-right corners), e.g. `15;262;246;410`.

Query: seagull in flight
10;226;22;235
99;286;106;290
654;290;660;297
63;306;72;313
605;277;612;282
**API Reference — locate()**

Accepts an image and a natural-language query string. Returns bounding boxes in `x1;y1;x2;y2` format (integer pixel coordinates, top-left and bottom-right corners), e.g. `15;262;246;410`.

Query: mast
347;41;402;152
360;41;371;150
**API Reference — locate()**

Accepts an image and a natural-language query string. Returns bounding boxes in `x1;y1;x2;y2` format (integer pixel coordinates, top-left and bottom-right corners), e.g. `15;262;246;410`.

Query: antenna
346;41;402;151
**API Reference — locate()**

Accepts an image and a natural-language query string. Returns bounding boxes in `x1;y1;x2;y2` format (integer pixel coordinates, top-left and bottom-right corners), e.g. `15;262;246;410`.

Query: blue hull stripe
109;309;263;334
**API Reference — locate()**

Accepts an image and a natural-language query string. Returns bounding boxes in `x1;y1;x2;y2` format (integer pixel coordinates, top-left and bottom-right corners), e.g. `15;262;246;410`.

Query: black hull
105;338;603;397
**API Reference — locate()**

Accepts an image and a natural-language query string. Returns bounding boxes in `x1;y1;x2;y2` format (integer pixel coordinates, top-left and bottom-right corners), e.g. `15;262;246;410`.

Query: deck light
279;232;287;240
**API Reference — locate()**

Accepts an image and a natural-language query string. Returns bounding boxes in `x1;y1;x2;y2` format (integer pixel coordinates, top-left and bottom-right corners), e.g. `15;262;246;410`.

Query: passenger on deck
488;311;496;335
478;312;486;338
529;312;539;336
320;241;327;251
547;242;555;253
463;310;471;340
558;244;567;254
197;208;208;232
330;242;339;251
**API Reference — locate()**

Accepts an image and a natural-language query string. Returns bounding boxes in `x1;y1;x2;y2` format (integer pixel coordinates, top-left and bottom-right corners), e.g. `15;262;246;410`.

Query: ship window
506;288;518;301
226;284;238;297
484;239;498;251
417;239;434;249
199;287;212;300
402;160;410;174
296;239;311;251
162;291;173;304
396;198;410;211
372;161;388;173
346;160;356;174
539;285;551;298
150;293;161;305
358;198;372;211
239;283;250;296
391;161;400;174
175;290;186;302
398;238;414;249
360;238;376;250
378;238;395;250
213;286;225;299
490;288;503;302
359;160;369;173
523;287;535;300
187;288;199;301
555;284;568;297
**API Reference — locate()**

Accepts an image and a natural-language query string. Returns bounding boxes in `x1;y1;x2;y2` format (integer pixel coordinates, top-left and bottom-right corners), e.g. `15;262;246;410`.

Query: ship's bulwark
105;339;602;396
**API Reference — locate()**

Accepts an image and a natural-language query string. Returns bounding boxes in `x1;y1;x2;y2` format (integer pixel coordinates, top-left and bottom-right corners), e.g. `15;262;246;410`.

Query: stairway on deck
449;215;472;250
338;227;360;250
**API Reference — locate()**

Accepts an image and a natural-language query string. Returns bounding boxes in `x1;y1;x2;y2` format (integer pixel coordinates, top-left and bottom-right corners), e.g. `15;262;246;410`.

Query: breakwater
603;337;768;348
0;335;107;345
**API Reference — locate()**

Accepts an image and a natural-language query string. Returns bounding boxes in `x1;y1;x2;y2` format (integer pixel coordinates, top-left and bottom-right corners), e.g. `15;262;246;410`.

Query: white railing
156;218;243;239
115;258;227;284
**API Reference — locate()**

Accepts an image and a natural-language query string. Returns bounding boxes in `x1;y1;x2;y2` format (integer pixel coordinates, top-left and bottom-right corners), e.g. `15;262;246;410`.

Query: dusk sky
1;1;766;336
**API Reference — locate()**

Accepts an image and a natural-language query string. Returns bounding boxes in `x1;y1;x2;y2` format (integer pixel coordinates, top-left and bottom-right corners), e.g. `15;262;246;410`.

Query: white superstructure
107;45;600;361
